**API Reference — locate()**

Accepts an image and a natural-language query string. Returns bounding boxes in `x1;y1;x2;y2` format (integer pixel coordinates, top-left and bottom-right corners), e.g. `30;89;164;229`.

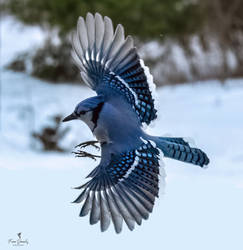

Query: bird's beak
62;113;77;122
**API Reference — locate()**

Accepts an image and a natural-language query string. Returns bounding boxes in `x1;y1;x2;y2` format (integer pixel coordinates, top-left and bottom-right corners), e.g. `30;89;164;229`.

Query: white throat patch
80;111;95;131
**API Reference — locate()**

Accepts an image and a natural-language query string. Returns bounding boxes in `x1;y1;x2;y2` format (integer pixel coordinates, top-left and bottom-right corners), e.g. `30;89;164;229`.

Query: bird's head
62;102;92;123
62;96;104;128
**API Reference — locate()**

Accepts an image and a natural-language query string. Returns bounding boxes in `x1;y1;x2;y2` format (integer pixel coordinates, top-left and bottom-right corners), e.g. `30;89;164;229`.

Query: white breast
93;124;110;143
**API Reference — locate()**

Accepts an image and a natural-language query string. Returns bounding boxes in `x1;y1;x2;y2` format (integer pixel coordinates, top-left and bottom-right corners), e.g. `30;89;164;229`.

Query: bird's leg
73;140;101;161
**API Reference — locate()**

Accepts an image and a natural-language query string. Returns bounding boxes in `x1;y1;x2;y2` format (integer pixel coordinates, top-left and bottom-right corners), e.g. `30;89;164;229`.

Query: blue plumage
74;95;104;113
72;139;160;232
63;13;210;233
155;137;209;167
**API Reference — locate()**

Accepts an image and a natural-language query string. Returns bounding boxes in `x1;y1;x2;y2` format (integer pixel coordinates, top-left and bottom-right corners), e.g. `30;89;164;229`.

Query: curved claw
72;150;101;161
73;140;101;160
75;140;100;150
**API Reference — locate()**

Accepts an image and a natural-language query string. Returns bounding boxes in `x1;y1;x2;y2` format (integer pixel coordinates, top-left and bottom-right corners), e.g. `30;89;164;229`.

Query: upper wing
71;13;157;125
72;139;165;233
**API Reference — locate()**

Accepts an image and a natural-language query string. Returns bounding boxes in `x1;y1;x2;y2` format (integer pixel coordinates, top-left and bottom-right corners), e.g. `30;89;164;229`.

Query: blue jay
63;13;209;233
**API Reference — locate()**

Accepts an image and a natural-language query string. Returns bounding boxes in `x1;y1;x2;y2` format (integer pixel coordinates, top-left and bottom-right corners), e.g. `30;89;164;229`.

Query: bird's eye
80;111;86;115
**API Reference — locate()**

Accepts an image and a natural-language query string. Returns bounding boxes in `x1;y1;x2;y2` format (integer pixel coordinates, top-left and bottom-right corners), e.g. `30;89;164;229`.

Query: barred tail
154;137;209;167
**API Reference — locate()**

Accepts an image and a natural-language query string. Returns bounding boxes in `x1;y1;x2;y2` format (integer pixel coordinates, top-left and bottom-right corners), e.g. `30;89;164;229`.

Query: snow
1;69;243;250
0;17;45;67
1;17;243;250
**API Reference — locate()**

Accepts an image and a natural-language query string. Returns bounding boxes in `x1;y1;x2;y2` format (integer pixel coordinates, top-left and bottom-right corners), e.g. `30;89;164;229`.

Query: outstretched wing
71;13;157;125
72;139;164;233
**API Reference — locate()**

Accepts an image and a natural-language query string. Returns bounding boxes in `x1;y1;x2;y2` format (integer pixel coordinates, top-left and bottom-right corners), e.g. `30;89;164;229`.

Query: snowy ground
1;17;243;250
1;69;243;250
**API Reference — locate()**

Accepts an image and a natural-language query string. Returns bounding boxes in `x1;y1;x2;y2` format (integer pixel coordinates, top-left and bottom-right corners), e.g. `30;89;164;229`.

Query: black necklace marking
91;102;104;131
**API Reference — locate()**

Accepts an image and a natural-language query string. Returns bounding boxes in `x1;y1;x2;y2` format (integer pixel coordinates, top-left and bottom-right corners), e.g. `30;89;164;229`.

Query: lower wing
72;139;165;233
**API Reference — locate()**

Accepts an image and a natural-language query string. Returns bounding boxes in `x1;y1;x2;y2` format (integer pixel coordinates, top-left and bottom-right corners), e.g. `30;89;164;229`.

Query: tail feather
154;137;209;167
158;137;190;147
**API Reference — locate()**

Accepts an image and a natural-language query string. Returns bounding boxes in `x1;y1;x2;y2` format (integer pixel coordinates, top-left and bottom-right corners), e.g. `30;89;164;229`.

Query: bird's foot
73;140;101;161
75;140;100;150
72;150;101;161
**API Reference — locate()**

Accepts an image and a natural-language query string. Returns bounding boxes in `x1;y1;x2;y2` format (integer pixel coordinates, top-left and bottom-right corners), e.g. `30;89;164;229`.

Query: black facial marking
91;102;104;131
74;110;86;116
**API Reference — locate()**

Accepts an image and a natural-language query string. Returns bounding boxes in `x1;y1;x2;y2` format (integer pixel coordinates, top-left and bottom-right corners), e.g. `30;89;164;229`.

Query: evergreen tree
2;0;202;40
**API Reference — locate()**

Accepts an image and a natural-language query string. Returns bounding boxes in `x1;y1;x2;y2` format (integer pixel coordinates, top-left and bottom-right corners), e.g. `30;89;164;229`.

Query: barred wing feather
72;140;163;233
72;12;157;125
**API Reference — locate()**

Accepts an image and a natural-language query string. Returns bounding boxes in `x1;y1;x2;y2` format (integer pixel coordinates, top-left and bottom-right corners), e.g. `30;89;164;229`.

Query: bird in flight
63;13;209;233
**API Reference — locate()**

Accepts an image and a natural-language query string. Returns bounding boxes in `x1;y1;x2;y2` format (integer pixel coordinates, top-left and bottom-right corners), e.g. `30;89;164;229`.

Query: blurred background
2;0;243;84
0;1;243;250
